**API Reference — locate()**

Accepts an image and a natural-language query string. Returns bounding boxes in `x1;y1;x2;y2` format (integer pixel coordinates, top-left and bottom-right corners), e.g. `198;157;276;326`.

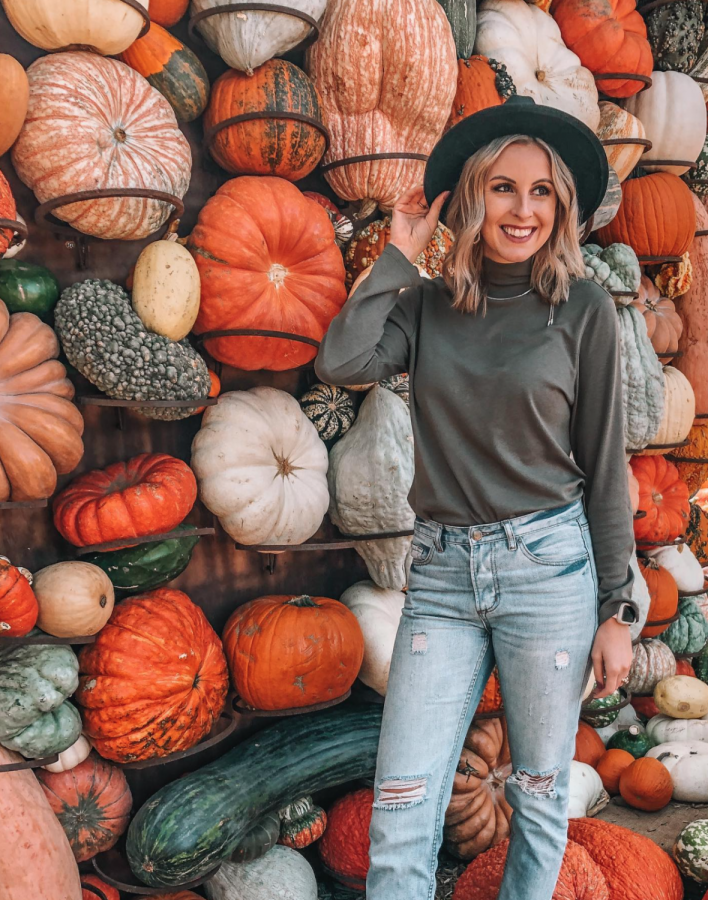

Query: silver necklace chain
486;287;535;300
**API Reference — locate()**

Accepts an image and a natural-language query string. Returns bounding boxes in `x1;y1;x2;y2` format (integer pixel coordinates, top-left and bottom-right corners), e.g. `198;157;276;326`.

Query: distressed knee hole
374;776;428;810
411;632;427;653
507;766;559;800
554;649;570;670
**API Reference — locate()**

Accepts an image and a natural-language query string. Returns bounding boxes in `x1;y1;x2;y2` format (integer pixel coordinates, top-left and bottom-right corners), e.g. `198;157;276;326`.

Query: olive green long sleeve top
315;243;636;625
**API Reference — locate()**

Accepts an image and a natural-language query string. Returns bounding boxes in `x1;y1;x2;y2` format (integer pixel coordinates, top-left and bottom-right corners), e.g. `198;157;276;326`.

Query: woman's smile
500;224;538;242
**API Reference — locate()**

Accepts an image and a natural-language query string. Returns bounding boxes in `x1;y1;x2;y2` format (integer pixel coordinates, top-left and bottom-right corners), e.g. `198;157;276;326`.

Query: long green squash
435;0;476;58
126;702;382;887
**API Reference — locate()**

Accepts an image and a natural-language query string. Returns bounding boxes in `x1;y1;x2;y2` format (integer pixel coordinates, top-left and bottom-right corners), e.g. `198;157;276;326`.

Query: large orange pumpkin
0;557;37;636
638;557;679;637
595;173;696;259
222;594;364;710
37;754;132;862
596;748;634;795
551;0;653;99
675;194;708;415
574;720;606;768
188;176;347;371
204;60;326;180
451;838;609;900
447;56;516;129
630;455;690;543
52;452;197;548
618;756;673;811
75;589;229;763
568;818;683;900
148;0;189;27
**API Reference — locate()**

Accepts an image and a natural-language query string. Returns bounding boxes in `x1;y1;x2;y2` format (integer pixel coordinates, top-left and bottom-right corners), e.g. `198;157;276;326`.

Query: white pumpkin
191;387;329;545
646;712;708;745
474;0;600;132
641;543;705;593
655;675;708;719
191;0;327;76
641;367;695;454
339;580;404;696
0;0;147;55
567;761;610;818
204;846;317;900
646;741;708;802
41;734;91;773
32;562;114;638
624;72;707;177
596;102;648;183
594;703;645;746
132;239;200;342
629;551;651;640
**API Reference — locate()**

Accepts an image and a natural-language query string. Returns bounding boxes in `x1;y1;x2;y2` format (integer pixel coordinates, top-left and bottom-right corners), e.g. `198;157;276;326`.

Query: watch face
619;604;636;624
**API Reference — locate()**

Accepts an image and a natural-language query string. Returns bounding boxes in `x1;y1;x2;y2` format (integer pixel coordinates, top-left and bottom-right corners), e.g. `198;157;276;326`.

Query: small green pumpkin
231;812;281;863
82;525;201;593
673;818;708;882
299;383;355;443
658;595;708;655
606;724;654;759
581;689;623;727
0;259;60;318
2;701;82;759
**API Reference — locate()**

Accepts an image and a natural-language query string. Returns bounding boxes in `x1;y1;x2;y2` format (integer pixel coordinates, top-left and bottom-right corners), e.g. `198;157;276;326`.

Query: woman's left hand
590;618;633;699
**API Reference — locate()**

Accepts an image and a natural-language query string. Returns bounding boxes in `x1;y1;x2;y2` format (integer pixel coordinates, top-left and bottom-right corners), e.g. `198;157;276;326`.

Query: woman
315;96;638;900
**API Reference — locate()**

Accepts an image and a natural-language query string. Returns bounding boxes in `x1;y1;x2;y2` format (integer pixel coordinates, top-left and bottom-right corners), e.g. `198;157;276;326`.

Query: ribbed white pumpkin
596;102;648;183
641;544;705;593
191;387;329;545
328;385;414;591
1;0;147;55
646;712;708;744
132;240;201;341
646;741;708;802
629;551;651;640
41;734;91;773
192;0;326;75
339;580;404;696
624;72;707;177
12;53;191;241
32;562;114;638
625;639;676;695
567;761;610;818
475;0;600;131
639;367;695;456
204;846;317;900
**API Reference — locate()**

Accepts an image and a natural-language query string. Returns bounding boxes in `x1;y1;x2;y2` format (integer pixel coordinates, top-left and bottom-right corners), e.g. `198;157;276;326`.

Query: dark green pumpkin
695;646;708;684
126;703;382;887
606;725;654;759
299;383;355;443
0;259;60;318
645;1;706;72
435;0;476;58
119;22;210;123
82;525;200;593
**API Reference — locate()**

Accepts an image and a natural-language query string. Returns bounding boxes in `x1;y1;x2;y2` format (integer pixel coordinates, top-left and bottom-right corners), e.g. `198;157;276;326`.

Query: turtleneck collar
482;255;534;297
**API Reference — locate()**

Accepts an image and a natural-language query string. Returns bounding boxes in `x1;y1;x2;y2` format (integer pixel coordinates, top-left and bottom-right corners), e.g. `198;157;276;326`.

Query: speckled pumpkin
645;1;706;73
666;419;708;496
299;383;355;443
630;455;690;543
626;639;677;695
686;502;708;564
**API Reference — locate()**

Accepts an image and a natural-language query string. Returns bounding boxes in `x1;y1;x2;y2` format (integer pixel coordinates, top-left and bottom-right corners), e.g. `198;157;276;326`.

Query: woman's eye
493;183;513;193
533;185;552;196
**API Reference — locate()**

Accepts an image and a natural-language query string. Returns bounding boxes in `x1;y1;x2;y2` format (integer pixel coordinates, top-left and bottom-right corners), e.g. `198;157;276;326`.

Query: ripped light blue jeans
366;497;599;900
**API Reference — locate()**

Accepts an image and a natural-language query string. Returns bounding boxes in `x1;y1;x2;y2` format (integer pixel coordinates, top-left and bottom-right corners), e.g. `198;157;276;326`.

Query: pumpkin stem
536;70;546;83
274;452;300;478
268;263;288;286
114;127;127;143
641;556;659;570
628;725;640;736
286;595;320;608
652;491;663;503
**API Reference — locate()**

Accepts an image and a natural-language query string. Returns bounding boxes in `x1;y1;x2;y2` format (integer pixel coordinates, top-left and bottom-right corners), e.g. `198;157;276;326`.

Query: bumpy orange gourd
551;0;653;99
0;558;37;636
188;176;347;371
574;721;606;768
630;455;690;543
148;0;189;27
37;754;132;862
452;838;609;900
0;300;84;502
204;60;326;180
318;787;372;888
447;56;516;129
568;818;683;900
75;589;229;762
668;420;708;496
618;757;673;811
595;173;696;259
222;594;364;710
53;452;197;548
638;557;679;637
596;749;634;795
477;668;503;714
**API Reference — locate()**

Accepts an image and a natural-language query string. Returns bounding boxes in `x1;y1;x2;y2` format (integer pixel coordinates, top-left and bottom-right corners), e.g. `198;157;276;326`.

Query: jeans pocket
518;519;589;566
410;536;434;566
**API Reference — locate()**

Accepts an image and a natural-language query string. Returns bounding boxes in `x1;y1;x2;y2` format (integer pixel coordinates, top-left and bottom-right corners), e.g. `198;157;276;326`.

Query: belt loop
433;521;443;552
502;519;517;551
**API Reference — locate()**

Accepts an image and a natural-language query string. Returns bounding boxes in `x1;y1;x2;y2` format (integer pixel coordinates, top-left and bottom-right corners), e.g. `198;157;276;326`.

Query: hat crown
504;95;536;110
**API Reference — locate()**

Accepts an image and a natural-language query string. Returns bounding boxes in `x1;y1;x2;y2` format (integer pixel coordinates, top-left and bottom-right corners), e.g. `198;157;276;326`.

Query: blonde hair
441;135;586;314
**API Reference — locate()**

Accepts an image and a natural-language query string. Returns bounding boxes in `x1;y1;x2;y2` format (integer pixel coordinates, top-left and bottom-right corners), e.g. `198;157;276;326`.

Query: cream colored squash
339;580;404;696
596;102;648;183
624;72;707;177
654;675;708;719
204;846;317;900
641;543;705;593
41;734;91;773
0;0;147;56
567;761;610;818
32;562;114;638
646;712;708;745
191;387;329;545
192;0;327;76
132;239;200;341
474;0;600;132
639;366;695;456
646;741;708;802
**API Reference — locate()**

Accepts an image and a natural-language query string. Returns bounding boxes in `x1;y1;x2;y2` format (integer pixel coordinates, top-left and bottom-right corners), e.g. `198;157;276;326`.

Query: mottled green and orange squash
119;22;209;123
203;59;327;180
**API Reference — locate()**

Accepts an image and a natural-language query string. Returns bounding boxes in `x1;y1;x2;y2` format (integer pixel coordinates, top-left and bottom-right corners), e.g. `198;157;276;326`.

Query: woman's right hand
389;186;450;263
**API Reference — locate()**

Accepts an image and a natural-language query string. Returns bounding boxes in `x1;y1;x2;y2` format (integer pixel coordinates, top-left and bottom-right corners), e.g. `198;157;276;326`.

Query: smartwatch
613;602;637;625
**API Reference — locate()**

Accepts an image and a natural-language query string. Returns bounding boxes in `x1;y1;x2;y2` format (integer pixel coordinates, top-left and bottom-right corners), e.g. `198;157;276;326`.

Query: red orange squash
638;557;679;637
574;721;606;769
668;420;708;496
188;176;347;371
318;788;372;888
53;452;197;548
37;754;132;862
596;748;634;796
0;170;18;256
75;589;228;763
618;756;673;811
149;0;189;27
630;455;690;543
222;594;364;710
447;55;516;129
0;557;37;636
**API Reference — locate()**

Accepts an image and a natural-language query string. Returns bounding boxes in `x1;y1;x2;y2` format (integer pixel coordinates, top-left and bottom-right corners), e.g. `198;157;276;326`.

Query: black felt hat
424;95;608;225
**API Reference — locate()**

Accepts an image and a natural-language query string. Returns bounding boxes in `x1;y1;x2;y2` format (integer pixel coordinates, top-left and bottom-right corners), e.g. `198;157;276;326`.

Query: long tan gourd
676;194;708;414
0;745;82;900
306;0;457;210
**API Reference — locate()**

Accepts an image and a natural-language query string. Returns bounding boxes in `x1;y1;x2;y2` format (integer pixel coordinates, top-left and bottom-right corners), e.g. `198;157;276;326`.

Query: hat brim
423;99;608;225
